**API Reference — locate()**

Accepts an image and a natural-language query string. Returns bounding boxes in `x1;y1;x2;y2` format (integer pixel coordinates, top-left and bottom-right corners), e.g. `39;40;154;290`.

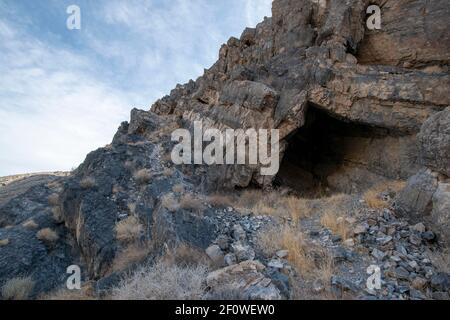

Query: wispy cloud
0;0;272;176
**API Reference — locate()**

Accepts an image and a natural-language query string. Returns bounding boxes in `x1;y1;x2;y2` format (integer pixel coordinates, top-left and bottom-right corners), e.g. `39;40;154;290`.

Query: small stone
354;223;369;235
206;245;225;267
268;259;284;269
346;217;357;224
408;260;419;270
377;235;393;245
309;230;320;237
276;250;289;259
390;255;402;262
395;266;410;280
432;292;449;300
232;242;255;262
412;223;426;233
409;234;422;246
410;288;427;300
331;276;359;293
313;280;325;293
216;235;229;251
430;273;450;292
421;231;436;242
232;224;246;241
224;253;237;266
332;235;342;243
343;239;355;247
412;277;427;290
372;248;386;260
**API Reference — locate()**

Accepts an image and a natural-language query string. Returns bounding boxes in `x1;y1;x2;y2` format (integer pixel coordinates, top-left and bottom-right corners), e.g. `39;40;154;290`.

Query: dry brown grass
51;206;63;223
257;225;334;282
48;193;60;206
162;168;174;177
285;196;312;223
236;189;313;223
127;202;136;215
23;219;39;229
428;249;450;274
236;189;262;209
172;184;185;194
112;244;151;273
320;210;351;241
115;216;143;244
162;243;211;268
40;286;95;300
133;169;153;185
0;239;9;247
110;259;208;300
364;180;406;209
161;193;180;212
80;177;96;189
179;193;205;213
1;277;35;300
207;194;235;207
36;228;59;242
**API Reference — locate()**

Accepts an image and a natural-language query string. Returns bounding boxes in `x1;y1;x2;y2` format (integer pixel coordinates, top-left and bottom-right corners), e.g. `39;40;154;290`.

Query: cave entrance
275;105;391;197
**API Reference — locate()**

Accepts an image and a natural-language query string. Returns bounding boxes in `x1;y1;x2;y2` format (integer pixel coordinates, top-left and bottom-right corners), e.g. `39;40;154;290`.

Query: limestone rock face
418;107;450;177
0;0;449;299
152;0;450;189
358;0;450;68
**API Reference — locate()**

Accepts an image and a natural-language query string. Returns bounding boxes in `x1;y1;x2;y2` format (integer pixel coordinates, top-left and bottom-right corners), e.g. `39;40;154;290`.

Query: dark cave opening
275;105;393;196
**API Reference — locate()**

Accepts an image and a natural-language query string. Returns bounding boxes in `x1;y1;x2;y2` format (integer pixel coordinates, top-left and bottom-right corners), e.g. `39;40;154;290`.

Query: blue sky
0;0;272;176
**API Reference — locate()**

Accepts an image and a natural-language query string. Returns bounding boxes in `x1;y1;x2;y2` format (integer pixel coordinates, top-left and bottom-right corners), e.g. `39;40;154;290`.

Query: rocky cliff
0;0;449;300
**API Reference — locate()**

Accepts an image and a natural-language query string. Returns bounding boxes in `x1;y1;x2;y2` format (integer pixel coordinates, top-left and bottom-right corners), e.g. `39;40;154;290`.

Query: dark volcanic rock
1;0;449;300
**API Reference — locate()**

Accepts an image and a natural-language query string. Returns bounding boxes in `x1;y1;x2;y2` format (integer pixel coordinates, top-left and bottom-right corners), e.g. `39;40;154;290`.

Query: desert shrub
111;260;208;300
161;193;179;212
1;277;35;300
51;206;63;223
179;193;205;213
23;219;39;229
257;225;333;281
207;194;234;207
40;284;95;300
364;180;406;209
162;168;174;177
161;243;211;268
80;177;96;189
428;249;450;274
115;216;143;243
172;184;185;194
133;169;153;185
320;211;350;241
36;228;59;242
285;196;312;223
48;193;59;206
112;244;151;272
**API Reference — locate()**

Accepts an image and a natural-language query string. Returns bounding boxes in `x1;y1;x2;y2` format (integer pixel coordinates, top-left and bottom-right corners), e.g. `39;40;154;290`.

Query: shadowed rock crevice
276;105;420;195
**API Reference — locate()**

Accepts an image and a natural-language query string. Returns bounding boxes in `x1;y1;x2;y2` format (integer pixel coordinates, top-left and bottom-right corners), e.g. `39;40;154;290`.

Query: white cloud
245;0;273;27
0;22;131;176
0;0;273;176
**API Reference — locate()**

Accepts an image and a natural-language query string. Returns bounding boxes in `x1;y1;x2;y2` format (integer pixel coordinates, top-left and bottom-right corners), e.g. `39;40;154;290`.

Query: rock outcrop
0;0;449;300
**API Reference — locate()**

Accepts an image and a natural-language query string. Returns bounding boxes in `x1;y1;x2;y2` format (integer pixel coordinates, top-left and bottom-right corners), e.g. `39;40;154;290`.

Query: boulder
206;260;281;300
394;169;438;221
418;107;450;177
430;182;450;245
